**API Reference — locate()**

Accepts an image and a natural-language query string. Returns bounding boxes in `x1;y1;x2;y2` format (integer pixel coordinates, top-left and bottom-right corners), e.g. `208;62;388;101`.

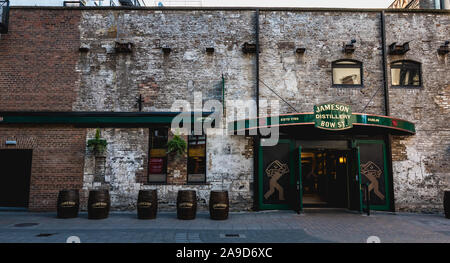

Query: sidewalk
0;209;449;243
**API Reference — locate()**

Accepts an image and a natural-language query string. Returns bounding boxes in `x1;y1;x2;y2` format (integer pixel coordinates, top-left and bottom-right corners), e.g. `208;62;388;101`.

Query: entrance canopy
228;112;415;136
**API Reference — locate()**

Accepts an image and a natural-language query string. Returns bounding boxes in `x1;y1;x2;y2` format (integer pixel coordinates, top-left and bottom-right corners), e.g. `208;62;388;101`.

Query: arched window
332;59;363;86
390;60;421;87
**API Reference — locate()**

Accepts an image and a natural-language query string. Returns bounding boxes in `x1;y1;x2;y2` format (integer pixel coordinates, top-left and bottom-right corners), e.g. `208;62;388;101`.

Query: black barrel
209;190;229;220
88;189;110;219
444;190;450;219
137;189;158;219
57;189;79;219
177;190;197;220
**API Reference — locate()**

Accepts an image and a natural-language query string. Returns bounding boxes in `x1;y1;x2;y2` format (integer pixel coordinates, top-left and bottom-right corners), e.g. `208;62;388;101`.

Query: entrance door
355;140;390;211
258;139;296;210
347;147;362;212
0;150;33;208
301;149;350;208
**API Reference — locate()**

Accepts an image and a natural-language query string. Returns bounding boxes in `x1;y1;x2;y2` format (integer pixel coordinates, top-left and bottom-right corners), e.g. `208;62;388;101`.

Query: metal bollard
364;183;370;216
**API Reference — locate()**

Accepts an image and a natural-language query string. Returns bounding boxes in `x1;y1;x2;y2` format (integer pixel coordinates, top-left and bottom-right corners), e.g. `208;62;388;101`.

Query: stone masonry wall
386;12;450;212
82;128;254;211
259;11;385;115
1;8;448;213
73;10;257;112
75;10;257;211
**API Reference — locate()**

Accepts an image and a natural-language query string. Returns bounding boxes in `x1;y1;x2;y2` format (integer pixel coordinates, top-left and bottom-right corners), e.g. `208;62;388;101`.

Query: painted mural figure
361;161;385;200
264;160;289;200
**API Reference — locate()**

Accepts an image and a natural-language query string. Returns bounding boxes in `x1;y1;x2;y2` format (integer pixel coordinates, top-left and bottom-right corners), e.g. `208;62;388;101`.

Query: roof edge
8;6;450;14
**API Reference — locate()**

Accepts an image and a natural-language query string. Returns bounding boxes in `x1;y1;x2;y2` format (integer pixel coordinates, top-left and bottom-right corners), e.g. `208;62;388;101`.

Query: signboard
314;103;353;130
149;158;164;174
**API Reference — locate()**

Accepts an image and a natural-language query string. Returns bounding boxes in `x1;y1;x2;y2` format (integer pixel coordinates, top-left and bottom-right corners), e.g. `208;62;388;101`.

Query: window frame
187;133;207;184
390;60;422;88
331;59;364;88
147;126;169;184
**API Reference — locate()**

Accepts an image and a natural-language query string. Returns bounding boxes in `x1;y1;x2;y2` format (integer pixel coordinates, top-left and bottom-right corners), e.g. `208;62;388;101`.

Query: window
187;134;206;183
390;60;421;87
332;59;363;86
148;127;168;183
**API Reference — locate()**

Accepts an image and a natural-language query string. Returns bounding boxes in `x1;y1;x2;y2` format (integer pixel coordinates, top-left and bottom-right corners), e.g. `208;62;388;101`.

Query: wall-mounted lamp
206;47;215;54
388;42;410;55
339;156;346;164
438;41;449;55
295;47;306;54
162;47;171;54
242;42;257;54
343;39;356;54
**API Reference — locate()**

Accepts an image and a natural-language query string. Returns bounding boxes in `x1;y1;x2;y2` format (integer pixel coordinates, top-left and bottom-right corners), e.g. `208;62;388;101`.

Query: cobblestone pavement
0;209;449;243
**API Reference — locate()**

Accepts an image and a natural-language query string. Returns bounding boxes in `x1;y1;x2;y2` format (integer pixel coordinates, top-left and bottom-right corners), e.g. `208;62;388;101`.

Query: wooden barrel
137;189;158;219
177;190;197;220
57;189;79;219
209;190;229;220
88;189;110;219
444;191;450;219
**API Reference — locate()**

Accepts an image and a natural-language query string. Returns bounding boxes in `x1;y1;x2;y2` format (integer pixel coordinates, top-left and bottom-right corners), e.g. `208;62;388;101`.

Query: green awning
0;111;213;125
228;112;415;135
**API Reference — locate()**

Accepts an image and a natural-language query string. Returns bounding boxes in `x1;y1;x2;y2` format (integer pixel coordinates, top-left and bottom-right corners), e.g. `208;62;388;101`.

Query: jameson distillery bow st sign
314;103;353;130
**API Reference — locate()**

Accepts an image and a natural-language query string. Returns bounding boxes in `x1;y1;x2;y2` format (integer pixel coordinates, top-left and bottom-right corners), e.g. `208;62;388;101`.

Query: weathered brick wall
74;10;257;211
386;12;450;212
0;125;86;211
259;11;385;115
1;8;448;213
73;10;256;112
82;128;254;211
0;9;81;111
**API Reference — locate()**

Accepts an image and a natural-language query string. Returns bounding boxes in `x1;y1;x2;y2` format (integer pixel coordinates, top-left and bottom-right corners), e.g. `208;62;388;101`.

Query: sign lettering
314;103;353;130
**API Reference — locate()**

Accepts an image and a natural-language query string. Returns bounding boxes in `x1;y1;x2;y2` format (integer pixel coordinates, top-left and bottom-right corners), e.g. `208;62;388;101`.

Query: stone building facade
0;6;448;213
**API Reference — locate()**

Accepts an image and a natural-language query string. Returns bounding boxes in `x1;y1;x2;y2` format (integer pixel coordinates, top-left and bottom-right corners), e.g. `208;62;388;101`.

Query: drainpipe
381;11;389;117
253;9;260;211
381;11;395;212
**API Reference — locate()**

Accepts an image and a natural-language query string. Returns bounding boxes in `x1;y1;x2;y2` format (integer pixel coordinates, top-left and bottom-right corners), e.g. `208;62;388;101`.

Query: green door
354;140;390;211
258;139;296;210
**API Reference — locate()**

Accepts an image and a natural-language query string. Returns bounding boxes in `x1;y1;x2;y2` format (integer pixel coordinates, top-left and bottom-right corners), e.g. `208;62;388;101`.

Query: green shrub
167;134;187;156
87;128;108;154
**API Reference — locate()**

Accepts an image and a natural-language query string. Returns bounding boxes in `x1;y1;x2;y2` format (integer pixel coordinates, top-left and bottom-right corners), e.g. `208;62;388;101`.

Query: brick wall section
0;9;80;111
386;12;450;212
0;125;86;211
259;11;385;115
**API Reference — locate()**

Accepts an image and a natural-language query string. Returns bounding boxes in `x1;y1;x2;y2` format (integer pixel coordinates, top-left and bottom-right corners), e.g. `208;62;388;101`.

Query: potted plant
167;133;187;156
87;128;108;155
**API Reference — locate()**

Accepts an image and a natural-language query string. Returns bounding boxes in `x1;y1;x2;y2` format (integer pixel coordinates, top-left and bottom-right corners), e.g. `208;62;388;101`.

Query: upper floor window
332;59;363;86
390;60;421;87
148;127;168;183
187;134;206;184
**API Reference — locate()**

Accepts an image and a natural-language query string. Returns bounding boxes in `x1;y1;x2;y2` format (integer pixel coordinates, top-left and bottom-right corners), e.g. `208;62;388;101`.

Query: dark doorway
301;149;349;208
0;150;33;208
